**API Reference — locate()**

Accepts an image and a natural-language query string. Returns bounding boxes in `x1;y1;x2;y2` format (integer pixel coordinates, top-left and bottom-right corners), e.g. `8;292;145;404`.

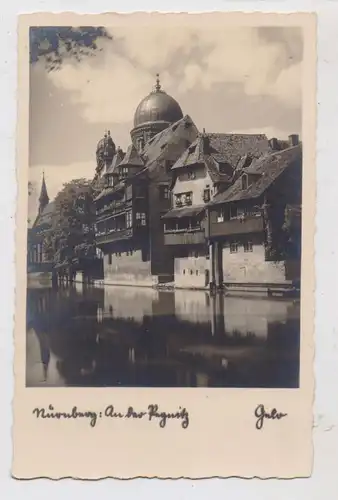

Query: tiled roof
206;133;272;167
162;205;205;219
118;144;143;168
210;144;302;206
171;132;272;183
141;115;199;171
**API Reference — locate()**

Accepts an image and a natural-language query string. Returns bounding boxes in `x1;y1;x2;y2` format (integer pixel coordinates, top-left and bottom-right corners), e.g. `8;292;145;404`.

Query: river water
26;283;300;388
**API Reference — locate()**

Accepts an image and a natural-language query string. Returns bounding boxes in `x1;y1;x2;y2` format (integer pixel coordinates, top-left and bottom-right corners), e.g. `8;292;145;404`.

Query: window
217;210;224;223
160;186;169;200
175;194;182;207
137;138;144;151
136;212;146;226
244;241;253;253
184;192;192;205
120;167;128;178
188;171;196;180
108;253;112;265
230;205;246;219
241;174;248;190
230;242;239;254
203;188;211;202
126;211;133;228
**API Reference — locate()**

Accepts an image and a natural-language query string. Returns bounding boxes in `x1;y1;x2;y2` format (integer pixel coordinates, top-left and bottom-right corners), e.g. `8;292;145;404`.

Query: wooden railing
164;229;205;245
208;215;264;238
96;227;133;244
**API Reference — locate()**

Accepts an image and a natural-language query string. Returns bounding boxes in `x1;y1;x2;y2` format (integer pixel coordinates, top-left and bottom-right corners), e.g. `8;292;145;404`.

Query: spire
155;73;161;92
38;171;49;214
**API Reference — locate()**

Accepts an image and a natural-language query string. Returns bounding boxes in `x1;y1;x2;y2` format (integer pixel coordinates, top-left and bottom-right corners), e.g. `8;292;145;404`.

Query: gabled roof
118;144;143;168
171;133;235;183
141;115;199;171
209;144;302;206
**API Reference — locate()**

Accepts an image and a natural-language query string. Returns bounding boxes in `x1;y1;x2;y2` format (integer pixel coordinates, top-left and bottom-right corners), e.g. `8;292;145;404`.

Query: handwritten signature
254;404;287;430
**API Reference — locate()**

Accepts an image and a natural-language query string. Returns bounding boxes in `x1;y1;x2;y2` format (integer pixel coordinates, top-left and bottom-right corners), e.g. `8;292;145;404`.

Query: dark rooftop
209;144;302;206
162;205;205;219
141;115;199;171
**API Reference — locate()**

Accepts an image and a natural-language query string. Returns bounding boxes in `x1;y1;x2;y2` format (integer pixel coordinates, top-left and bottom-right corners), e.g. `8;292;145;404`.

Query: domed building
95;130;116;175
93;72;299;291
131;74;184;151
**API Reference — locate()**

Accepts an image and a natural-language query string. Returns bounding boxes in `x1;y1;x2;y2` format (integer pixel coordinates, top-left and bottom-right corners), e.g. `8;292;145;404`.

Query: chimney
288;134;299;147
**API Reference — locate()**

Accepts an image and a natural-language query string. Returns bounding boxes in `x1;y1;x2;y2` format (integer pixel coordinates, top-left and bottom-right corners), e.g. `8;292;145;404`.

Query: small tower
38;172;49;215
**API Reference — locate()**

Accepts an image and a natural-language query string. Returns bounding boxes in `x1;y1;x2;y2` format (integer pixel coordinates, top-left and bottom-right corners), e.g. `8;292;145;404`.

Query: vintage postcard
13;12;316;479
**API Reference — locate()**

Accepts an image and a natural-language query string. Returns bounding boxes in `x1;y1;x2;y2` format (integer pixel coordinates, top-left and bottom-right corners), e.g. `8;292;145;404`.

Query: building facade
93;76;302;292
206;138;302;290
93;76;199;286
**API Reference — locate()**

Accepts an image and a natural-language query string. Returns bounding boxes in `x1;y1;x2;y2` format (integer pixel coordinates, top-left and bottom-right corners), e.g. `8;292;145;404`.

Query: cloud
29;24;302;204
45;26;302;125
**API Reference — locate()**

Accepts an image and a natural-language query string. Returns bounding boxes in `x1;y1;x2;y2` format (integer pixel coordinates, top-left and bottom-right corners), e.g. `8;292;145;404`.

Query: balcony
96;199;132;217
96;227;133;245
164;227;205;245
208;215;264;239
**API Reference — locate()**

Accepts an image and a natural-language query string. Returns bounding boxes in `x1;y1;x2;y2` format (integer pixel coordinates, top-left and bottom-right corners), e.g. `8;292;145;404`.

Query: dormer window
188;170;196;180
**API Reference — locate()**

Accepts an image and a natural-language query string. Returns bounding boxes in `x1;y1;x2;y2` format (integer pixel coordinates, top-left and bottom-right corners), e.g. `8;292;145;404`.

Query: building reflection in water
26;284;300;388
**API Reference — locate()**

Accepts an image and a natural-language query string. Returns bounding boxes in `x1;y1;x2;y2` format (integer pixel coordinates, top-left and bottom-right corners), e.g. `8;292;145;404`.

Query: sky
28;24;303;221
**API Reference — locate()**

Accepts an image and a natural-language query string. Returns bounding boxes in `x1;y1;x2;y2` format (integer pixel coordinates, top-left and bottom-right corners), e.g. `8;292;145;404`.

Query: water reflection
26;283;300;388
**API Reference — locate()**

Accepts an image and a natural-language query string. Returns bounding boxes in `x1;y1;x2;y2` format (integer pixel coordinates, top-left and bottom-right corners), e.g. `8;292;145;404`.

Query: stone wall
221;242;288;284
174;255;209;289
103;250;156;287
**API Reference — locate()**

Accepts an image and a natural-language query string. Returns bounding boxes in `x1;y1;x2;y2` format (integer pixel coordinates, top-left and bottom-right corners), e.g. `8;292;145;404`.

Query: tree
282;204;302;259
30;26;112;71
44;178;97;265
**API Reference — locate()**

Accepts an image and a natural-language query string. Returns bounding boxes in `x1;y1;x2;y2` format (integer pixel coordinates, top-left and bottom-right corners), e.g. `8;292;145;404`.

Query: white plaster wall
172;170;213;206
174;256;209;288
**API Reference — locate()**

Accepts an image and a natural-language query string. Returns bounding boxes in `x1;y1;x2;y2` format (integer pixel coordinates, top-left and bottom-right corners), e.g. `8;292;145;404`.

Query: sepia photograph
12;11;316;480
26;20;303;389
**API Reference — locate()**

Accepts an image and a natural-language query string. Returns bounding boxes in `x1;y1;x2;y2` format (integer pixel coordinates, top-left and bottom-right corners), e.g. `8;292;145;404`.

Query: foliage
43;178;97;265
257;199;302;261
29;26;112;70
